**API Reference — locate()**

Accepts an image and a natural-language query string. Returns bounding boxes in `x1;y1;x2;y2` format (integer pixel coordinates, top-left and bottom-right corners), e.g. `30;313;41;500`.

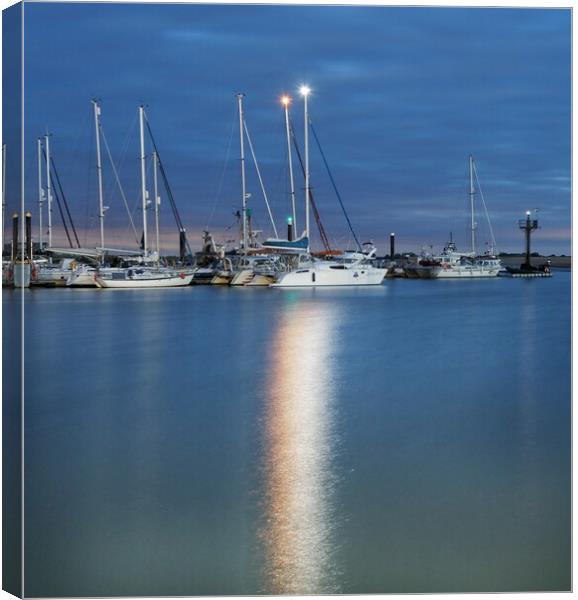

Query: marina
2;3;571;597
1;93;561;290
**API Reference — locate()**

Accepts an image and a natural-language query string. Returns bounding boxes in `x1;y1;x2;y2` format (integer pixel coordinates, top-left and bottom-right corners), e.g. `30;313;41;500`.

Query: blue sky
7;3;572;254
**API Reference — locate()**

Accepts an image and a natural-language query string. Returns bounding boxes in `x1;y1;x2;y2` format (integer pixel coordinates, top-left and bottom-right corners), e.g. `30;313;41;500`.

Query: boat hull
211;272;233;285
271;266;386;287
67;271;97;287
246;274;276;286
32;268;70;286
431;266;500;278
95;273;194;288
230;269;254;286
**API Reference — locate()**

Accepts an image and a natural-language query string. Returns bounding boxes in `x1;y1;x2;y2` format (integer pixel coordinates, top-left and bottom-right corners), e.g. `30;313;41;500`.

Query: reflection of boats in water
261;302;341;594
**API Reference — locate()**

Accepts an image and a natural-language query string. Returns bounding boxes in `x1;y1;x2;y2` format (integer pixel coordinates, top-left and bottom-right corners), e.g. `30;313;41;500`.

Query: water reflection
261;300;342;594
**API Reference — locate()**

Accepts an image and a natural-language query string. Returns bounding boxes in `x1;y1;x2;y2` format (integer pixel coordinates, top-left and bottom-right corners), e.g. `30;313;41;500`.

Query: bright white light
281;95;291;107
526;210;531;216
299;85;311;97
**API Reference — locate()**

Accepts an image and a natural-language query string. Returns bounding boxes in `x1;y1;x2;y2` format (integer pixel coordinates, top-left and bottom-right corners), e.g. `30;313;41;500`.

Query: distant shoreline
498;255;571;269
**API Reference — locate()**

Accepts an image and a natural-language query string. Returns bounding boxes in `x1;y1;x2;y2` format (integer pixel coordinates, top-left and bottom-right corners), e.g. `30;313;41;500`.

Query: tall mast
237;93;247;251
92;100;105;250
152;150;160;261
37;139;43;249
300;85;311;249
469;154;475;255
2;144;6;252
281;96;297;231
45;134;53;248
139;106;148;255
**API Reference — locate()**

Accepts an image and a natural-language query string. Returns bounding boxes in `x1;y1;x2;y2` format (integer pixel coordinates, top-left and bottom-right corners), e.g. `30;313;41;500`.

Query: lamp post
299;85;311;250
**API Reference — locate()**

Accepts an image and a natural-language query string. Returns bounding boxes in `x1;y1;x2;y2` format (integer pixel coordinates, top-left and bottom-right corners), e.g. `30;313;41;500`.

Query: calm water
6;273;571;596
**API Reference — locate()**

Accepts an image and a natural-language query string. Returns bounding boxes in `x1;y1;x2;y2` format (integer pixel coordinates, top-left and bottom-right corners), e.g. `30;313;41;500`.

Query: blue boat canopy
262;236;309;254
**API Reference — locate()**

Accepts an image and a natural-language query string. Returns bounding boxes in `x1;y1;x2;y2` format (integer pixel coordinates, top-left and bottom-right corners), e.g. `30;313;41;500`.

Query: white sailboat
271;86;386;288
430;156;501;279
95;106;194;289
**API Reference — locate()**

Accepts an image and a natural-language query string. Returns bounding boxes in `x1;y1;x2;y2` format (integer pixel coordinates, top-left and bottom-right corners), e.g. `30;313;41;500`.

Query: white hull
32;268;70;286
431;266;500;278
272;264;386;287
95;273;194;288
67;270;97;287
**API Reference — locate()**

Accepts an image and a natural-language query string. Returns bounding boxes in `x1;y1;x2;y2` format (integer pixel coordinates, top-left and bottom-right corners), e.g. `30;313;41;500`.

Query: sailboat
429;155;501;279
95;106;193;288
271;86;386;288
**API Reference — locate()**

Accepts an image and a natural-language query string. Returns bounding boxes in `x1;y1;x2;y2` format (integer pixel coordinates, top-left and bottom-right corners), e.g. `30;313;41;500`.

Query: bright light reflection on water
261;301;342;594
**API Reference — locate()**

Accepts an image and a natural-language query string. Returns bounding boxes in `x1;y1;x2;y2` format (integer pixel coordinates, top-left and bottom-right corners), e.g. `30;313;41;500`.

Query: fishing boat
429;238;501;279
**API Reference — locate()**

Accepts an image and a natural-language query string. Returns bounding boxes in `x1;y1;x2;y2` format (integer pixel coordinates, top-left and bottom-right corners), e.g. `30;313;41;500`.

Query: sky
3;2;572;255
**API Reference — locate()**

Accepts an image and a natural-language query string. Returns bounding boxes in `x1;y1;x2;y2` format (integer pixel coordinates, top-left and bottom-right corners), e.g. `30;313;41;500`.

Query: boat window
296;269;309;273
329;265;346;270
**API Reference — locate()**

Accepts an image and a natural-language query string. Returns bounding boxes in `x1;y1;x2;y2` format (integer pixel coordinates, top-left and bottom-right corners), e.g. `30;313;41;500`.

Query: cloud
10;3;571;256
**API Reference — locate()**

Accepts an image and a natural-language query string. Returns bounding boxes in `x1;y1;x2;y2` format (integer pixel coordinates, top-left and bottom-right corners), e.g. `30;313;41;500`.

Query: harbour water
5;273;570;595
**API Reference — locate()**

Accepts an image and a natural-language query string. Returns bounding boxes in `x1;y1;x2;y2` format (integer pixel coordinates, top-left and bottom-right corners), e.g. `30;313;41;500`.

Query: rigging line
85;112;95;247
47;154;80;247
99;125;140;244
42;151;73;247
242;120;278;238
207;107;236;229
309;118;362;252
473;162;498;253
288;119;331;252
143;114;193;258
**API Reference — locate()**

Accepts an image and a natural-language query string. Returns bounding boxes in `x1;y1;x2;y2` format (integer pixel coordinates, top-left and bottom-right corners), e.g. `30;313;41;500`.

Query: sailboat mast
300;86;311;248
92;100;105;250
45;134;53;248
237;93;247;251
153;150;160;261
282;96;297;231
139;106;148;255
469;154;475;254
37;139;43;249
2;144;6;252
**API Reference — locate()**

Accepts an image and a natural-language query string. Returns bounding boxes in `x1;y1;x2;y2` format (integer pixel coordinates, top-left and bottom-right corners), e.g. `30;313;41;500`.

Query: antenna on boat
45;133;53;249
469;154;476;255
236;93;248;252
281;95;297;231
138;105;148;256
92;100;105;251
300;85;311;250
